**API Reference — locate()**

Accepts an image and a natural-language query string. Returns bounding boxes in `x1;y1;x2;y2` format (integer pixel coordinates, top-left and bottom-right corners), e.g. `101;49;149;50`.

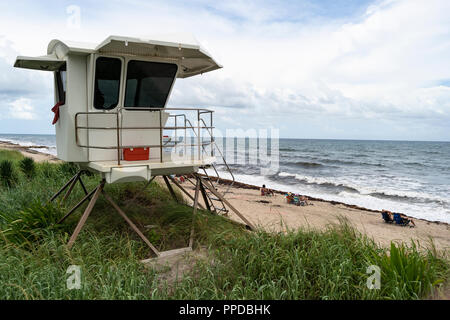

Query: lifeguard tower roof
15;34;222;78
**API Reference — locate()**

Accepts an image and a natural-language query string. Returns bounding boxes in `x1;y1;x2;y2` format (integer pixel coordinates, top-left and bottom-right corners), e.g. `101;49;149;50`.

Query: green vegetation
0;160;18;188
0;149;23;162
19;157;36;179
0;149;448;300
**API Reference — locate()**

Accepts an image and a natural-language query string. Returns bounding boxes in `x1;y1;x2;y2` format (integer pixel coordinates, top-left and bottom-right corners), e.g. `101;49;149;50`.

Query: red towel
51;101;63;125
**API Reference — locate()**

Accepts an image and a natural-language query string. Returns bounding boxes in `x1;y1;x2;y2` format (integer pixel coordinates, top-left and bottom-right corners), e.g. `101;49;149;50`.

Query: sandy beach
0;140;59;162
173;176;450;252
1;141;448;252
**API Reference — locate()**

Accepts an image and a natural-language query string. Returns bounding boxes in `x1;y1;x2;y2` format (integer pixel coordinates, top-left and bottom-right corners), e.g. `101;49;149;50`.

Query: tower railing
74;107;214;166
74;106;236;211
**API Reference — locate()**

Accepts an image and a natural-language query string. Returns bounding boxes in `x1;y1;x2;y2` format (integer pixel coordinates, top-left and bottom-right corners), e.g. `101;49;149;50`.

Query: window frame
123;59;178;110
92;55;124;111
55;64;67;105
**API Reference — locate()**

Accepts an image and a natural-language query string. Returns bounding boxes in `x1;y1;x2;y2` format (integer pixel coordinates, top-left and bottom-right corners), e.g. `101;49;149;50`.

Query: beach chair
381;211;393;223
393;213;410;226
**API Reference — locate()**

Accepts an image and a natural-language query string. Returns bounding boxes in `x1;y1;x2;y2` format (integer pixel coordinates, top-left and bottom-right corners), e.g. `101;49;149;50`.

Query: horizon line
0;132;449;143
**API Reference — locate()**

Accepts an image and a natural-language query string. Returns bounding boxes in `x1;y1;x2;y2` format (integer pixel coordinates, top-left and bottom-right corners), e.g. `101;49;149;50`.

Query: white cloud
3;98;38;120
0;0;449;139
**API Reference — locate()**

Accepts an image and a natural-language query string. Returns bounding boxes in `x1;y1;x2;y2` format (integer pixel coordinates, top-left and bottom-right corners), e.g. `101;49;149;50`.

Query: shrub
0;201;67;247
38;162;57;178
19;157;36;179
0;160;18;188
59;162;79;176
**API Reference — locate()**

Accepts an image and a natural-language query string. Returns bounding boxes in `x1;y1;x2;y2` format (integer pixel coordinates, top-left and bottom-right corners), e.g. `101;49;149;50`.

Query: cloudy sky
0;0;449;141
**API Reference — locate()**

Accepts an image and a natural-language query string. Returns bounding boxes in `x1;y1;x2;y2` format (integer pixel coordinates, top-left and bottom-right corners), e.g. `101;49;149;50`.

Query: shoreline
177;176;450;251
0;140;59;163
0;140;448;251
0;139;448;228
203;174;450;227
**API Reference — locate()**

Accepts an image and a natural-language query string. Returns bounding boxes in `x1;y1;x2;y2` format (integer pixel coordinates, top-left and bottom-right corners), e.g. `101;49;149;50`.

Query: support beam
50;171;80;202
199;180;212;212
62;171;81;202
78;175;90;197
163;176;178;202
102;191;160;257
189;176;200;248
168;176;205;210
67;181;104;249
57;186;98;224
197;174;256;231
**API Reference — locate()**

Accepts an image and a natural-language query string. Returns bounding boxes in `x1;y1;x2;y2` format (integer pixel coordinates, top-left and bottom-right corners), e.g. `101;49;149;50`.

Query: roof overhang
14;34;222;78
95;35;222;78
14;53;65;71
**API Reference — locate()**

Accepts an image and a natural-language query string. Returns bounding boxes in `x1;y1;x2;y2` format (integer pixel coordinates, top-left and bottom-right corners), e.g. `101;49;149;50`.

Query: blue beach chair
393;213;410;226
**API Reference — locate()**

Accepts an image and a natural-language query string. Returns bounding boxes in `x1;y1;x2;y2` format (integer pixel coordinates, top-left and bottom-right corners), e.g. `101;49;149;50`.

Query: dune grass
0;149;448;300
0;149;23;162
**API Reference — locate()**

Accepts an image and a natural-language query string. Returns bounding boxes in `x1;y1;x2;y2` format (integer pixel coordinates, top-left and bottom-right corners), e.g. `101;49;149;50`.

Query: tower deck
82;154;216;183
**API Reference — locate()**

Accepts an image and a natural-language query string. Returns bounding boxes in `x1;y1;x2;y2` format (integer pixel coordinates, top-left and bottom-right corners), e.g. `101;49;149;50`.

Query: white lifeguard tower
14;35;254;258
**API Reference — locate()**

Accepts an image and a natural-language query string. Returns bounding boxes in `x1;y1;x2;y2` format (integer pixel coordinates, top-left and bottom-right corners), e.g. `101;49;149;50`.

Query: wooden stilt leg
57;186;98;224
189;176;200;249
78;174;90;197
49;171;80;202
67;181;104;249
199;180;212;212
62;171;81;202
163;176;178;202
102;191;160;257
167;176;205;210
197;174;256;231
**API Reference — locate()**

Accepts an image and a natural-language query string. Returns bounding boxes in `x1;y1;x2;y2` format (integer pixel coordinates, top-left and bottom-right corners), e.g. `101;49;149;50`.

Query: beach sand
173;177;450;252
1;141;448;252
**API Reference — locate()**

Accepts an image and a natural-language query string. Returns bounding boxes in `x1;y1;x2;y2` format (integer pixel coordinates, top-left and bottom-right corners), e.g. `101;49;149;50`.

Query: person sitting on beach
261;185;274;196
381;210;394;223
299;195;309;206
393;212;416;227
286;193;294;204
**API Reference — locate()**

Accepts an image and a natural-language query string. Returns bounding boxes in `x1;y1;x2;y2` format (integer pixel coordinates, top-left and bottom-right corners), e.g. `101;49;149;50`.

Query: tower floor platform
79;155;216;183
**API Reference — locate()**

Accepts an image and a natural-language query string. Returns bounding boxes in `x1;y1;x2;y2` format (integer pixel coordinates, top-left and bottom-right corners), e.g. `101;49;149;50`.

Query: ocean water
0;134;57;156
211;138;450;224
1;134;449;223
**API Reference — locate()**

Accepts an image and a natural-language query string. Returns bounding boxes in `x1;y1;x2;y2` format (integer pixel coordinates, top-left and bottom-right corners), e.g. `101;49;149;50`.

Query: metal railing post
159;109;163;163
174;115;177;155
210;111;213;157
197;110;201;160
116;112;120;165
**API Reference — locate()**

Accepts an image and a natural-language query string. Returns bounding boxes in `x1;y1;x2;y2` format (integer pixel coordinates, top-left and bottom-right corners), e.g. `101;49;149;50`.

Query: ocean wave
279;147;297;152
369;191;448;206
275;172;449;206
320;158;385;167
276;172;360;193
283;161;324;168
